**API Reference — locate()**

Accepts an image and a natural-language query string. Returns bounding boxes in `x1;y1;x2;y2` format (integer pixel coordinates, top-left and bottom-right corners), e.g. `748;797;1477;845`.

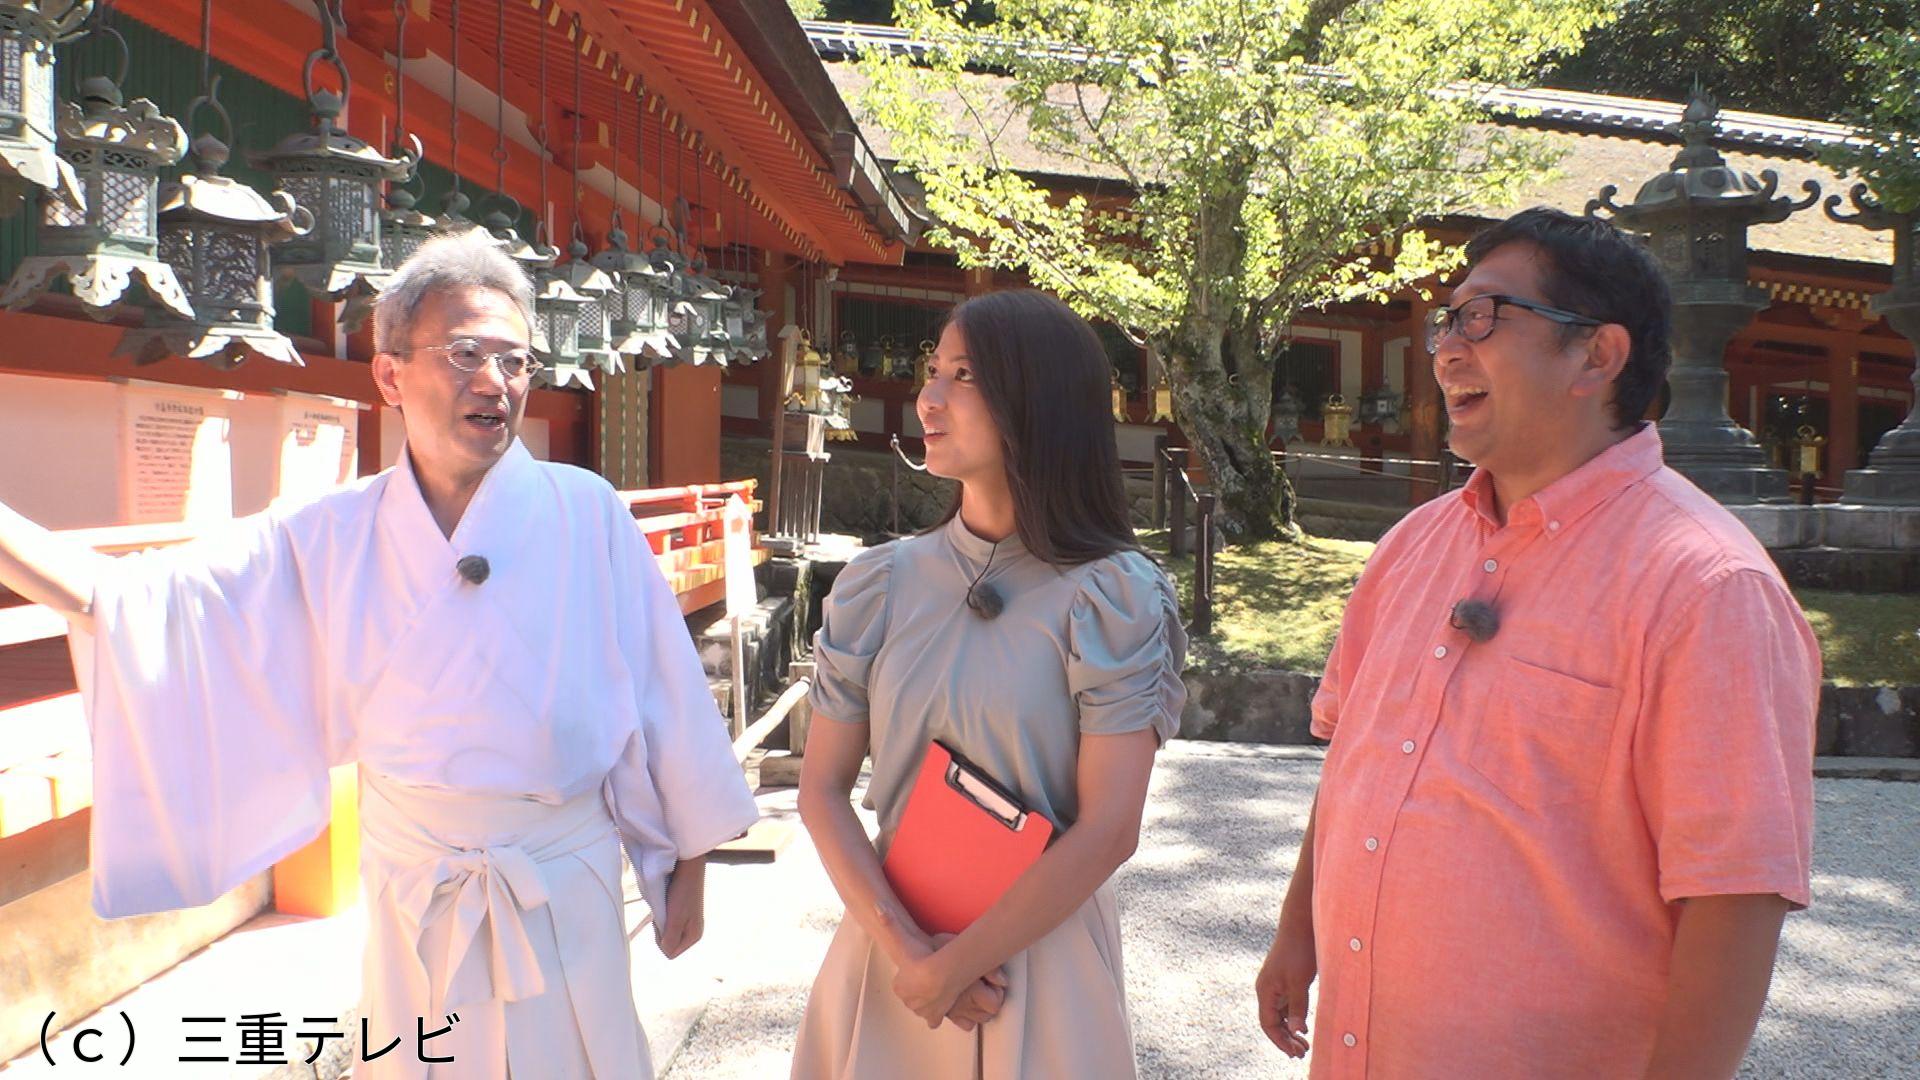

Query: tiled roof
808;21;1891;270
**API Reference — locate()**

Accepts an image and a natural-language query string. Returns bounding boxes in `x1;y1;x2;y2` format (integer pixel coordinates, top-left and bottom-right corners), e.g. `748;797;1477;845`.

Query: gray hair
373;227;536;355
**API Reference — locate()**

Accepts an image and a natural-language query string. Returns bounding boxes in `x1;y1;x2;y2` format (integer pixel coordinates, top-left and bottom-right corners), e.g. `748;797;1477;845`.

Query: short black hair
1462;207;1672;428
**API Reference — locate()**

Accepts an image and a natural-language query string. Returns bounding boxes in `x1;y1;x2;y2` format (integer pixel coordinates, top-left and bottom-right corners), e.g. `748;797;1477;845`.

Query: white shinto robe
69;439;760;1079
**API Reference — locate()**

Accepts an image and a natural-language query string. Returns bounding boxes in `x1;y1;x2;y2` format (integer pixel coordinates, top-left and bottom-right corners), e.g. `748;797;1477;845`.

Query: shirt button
1548;520;1561;532
1349;937;1363;952
1401;739;1416;754
1483;558;1498;572
1433;645;1448;659
1344;1033;1358;1048
1365;837;1379;851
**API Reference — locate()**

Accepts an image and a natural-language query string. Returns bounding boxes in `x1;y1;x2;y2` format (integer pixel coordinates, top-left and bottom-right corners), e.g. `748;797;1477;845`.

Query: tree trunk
1161;327;1300;542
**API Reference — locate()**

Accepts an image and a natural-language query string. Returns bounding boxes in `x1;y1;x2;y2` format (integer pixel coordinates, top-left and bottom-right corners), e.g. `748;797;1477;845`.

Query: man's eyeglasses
1425;294;1604;354
404;338;545;380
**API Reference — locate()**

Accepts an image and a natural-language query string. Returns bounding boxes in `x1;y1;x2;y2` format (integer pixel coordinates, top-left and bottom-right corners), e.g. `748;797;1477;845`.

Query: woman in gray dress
791;290;1188;1079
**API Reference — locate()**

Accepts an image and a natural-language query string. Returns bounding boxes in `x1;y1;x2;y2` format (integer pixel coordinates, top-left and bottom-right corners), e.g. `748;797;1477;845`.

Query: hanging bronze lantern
0;0;89;215
594;217;675;366
559;235;619;375
678;254;732;365
252;1;412;305
119;80;312;367
1272;385;1302;443
0;63;192;319
1321;393;1355;447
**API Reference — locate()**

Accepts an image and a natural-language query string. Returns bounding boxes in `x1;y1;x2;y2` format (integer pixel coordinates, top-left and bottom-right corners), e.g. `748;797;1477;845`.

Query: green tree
1544;1;1917;121
855;0;1612;539
1820;29;1920;216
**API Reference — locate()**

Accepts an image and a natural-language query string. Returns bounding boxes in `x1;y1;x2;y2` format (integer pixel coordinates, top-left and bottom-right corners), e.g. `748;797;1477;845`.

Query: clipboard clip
939;744;1029;833
945;762;1027;832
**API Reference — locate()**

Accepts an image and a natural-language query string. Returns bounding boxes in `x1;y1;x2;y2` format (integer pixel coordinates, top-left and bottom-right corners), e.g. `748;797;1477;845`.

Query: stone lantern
1271;385;1302;443
1359;386;1402;429
251;49;414;301
1587;90;1818;502
0;0;89;215
122;127;309;368
1827;185;1920;503
0;74;192;319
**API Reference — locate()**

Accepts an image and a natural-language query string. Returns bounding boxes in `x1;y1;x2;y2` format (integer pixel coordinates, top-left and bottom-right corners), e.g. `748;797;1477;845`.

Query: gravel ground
661;742;1920;1079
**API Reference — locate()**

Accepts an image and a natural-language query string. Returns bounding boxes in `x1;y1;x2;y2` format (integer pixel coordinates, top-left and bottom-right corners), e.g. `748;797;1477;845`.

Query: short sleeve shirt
1307;424;1820;1079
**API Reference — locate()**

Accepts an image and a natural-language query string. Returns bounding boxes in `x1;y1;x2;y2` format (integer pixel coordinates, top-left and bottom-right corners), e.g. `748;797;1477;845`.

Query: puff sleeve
809;543;896;725
1066;551;1188;742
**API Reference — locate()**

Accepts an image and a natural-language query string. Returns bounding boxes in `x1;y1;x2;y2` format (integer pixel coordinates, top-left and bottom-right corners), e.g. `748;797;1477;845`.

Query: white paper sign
121;383;234;524
723;494;756;618
276;394;359;502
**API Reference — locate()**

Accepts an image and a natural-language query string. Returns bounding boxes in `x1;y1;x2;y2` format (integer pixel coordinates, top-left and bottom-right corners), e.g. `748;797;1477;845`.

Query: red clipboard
881;740;1054;936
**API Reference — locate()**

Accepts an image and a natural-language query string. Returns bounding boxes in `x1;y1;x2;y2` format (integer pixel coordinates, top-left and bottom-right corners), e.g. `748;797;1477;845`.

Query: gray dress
791;515;1188;1080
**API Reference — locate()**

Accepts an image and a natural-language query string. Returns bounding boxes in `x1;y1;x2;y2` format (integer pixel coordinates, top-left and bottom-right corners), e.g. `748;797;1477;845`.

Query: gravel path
661;742;1920;1078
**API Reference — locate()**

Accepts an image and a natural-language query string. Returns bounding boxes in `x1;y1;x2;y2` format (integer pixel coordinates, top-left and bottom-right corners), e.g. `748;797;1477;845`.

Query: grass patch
1145;531;1920;686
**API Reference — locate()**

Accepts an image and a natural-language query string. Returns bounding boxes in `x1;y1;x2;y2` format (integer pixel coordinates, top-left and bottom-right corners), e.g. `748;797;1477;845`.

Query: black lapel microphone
965;541;1004;619
1449;598;1499;642
457;554;491;585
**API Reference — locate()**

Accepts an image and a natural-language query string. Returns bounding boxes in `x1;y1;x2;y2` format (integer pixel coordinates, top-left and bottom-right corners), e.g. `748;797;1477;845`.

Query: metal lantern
836;329;858;371
378;166;435;268
823;372;858;441
121;123;310;368
252;40;413;301
0;0;89;215
679;255;732;365
557;236;619;374
1111;371;1127;422
883;335;913;381
1151;373;1176;423
787;331;824;410
533;275;592;387
1321;394;1355;447
915;338;934;390
591;216;676;365
485;199;555;277
0;73;191;319
1359;385;1402;429
1272;385;1303;443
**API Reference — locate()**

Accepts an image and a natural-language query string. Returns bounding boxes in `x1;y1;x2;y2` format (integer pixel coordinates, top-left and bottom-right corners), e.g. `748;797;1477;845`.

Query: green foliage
852;0;1610;537
860;0;1611;345
1819;29;1920;216
788;0;828;18
1544;1;1917;122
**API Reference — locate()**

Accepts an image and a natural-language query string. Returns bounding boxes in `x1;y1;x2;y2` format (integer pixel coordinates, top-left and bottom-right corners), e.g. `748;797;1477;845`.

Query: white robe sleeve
600;490;759;931
69;509;344;918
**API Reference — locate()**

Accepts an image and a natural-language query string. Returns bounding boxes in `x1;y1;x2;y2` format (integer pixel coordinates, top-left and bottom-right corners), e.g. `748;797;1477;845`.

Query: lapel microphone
1449;598;1499;642
964;541;1004;619
457;554;491;585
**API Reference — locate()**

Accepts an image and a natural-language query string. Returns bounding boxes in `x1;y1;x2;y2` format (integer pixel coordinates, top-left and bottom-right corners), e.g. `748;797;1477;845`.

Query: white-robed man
0;229;760;1079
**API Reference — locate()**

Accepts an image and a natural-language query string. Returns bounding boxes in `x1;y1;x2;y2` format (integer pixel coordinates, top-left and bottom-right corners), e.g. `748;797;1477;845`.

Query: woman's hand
887;929;1010;1031
893;938;975;1029
656;855;707;959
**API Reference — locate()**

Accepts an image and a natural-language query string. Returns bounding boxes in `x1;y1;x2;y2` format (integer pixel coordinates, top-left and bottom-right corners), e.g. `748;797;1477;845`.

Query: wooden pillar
757;251;796;431
1405;290;1442;505
965;267;993;297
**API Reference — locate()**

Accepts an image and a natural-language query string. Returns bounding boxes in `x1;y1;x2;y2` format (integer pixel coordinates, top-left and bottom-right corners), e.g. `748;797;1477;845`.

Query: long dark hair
932;289;1138;566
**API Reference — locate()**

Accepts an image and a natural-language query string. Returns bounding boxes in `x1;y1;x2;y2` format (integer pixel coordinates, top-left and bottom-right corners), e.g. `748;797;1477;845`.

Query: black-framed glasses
1425;294;1604;354
404;338;545;380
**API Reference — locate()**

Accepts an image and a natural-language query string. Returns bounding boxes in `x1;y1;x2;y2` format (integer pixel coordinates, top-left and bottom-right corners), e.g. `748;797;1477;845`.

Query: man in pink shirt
1254;207;1820;1079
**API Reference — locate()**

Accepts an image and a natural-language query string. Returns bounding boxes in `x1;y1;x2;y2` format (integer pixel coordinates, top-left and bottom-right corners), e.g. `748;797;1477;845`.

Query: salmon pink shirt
1308;424;1818;1079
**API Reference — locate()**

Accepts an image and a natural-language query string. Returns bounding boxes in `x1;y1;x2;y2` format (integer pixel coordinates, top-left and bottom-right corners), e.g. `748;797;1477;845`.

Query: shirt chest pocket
1468;656;1621;810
